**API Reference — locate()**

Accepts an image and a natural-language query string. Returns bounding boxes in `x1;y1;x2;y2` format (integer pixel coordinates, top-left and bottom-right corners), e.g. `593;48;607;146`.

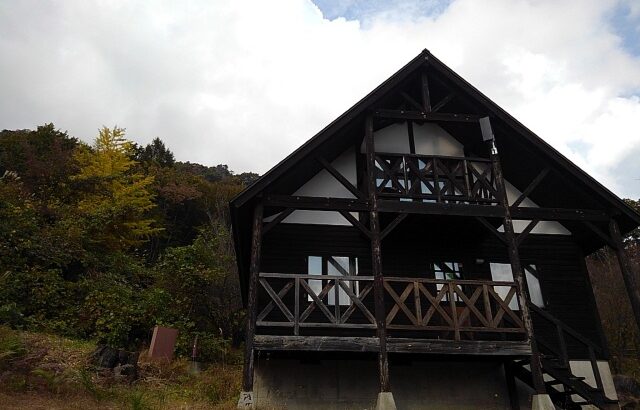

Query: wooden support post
504;361;520;410
609;218;640;333
421;71;431;112
241;200;264;393
365;114;391;393
489;138;546;394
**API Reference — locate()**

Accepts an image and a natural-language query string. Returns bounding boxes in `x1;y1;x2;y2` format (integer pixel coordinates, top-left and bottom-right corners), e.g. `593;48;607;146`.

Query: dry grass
0;326;242;409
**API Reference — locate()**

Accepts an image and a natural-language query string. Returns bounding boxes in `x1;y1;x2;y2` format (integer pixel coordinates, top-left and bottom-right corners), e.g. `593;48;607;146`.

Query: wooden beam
378;199;506;218
584;221;616;248
489;134;546;394
262;208;294;236
511;207;609;222
253;335;532;355
242;200;264;392
475;217;508;245
264;195;369;211
386;338;531;355
421;71;432;112
365;114;390;393
431;93;455;112
511;168;550;208
515;219;540;247
375;109;479;122
381;213;408;240
401;91;423;112
609;218;640;334
504;361;521;410
317;156;363;199
338;210;372;239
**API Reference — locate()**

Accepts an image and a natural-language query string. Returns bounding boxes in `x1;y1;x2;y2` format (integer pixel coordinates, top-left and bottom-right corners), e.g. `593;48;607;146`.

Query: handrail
529;303;605;392
260;272;374;280
374;151;492;163
529;304;602;354
260;273;518;287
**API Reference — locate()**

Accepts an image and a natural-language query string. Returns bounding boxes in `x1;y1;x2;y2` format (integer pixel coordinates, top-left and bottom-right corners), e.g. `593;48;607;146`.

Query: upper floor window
432;261;463;302
307;256;358;306
489;263;544;309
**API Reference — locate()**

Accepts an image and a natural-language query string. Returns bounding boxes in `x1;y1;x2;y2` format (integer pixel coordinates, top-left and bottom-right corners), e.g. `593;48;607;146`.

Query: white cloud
0;0;639;197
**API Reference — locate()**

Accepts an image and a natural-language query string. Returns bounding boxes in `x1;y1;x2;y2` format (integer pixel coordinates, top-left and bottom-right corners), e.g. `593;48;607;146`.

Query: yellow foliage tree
72;126;161;250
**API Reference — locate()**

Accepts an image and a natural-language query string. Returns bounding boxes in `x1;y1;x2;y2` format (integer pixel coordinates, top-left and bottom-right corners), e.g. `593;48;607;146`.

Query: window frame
489;262;545;310
307;255;359;306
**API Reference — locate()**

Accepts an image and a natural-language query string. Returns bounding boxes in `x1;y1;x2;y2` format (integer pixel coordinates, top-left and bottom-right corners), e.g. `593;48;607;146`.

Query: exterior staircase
509;304;619;410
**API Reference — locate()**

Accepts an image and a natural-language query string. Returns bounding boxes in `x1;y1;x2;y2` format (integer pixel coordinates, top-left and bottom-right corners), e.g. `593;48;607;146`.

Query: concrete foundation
237;391;255;409
375;392;397;410
253;357;521;409
530;394;554;410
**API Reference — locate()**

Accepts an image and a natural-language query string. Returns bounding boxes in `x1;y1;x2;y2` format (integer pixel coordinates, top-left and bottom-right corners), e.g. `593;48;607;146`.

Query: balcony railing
256;273;526;341
374;152;500;204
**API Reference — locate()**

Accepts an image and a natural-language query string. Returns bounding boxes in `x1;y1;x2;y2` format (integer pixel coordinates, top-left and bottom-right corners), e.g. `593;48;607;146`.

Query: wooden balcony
254;273;531;356
374;152;500;205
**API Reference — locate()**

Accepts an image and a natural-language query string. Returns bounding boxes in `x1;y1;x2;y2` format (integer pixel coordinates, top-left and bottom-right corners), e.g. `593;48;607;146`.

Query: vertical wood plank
294;277;300;335
242;200;264;392
504;361;520;410
421;71;431;112
463;159;472;200
448;283;460;341
433;157;441;202
365;114;391;392
414;281;422;324
335;278;341;324
482;284;493;327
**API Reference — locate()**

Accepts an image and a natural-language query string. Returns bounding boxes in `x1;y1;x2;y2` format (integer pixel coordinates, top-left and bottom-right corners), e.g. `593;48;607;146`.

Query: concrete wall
254;357;521;409
569;360;618;402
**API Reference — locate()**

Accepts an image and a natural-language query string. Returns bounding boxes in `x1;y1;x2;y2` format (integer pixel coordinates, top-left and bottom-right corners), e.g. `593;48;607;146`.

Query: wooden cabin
230;50;640;410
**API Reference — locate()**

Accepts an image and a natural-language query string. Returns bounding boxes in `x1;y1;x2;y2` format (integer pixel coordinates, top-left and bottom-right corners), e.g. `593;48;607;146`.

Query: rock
91;345;119;369
113;364;137;380
118;350;139;366
91;345;140;381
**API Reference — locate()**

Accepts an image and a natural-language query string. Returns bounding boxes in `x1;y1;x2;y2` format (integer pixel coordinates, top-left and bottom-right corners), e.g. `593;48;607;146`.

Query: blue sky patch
313;0;452;21
607;2;640;57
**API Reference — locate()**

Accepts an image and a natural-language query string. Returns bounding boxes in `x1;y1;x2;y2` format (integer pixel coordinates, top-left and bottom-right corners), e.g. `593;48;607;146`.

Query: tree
133;137;175;168
72;126;161;251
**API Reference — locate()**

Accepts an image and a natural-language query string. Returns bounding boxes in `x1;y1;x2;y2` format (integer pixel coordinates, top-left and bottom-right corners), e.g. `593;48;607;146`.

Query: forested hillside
0;123;639;383
0;124;257;360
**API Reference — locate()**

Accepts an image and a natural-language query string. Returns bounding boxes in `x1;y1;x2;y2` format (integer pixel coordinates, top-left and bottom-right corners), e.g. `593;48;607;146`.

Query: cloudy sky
1;0;639;198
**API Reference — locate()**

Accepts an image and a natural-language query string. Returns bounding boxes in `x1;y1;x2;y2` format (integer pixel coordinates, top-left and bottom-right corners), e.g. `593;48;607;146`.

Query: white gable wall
271;123;570;235
413;122;464;157
267;147;357;225
501;181;571;235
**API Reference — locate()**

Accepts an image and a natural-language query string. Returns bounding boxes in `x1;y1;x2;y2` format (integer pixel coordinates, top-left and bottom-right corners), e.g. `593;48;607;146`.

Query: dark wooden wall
260;216;605;358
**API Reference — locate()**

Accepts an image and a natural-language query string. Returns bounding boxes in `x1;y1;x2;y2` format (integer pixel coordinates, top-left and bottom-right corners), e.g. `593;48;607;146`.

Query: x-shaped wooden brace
453;285;492;328
299;279;337;324
375;155;405;193
488;286;523;328
257;279;294;323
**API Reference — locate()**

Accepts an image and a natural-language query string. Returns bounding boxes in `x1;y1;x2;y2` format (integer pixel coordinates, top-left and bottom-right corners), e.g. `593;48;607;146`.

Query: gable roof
230;49;640;301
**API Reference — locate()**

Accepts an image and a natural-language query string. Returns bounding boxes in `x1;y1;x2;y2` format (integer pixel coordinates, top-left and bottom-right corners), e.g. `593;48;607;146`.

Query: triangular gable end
230;49;640;300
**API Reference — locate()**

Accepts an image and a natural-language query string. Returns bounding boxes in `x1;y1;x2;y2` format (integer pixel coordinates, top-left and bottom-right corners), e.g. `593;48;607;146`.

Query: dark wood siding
260;218;605;358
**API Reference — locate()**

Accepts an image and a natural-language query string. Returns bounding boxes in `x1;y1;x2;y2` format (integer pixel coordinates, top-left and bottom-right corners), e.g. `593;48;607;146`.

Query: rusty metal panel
148;326;178;360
